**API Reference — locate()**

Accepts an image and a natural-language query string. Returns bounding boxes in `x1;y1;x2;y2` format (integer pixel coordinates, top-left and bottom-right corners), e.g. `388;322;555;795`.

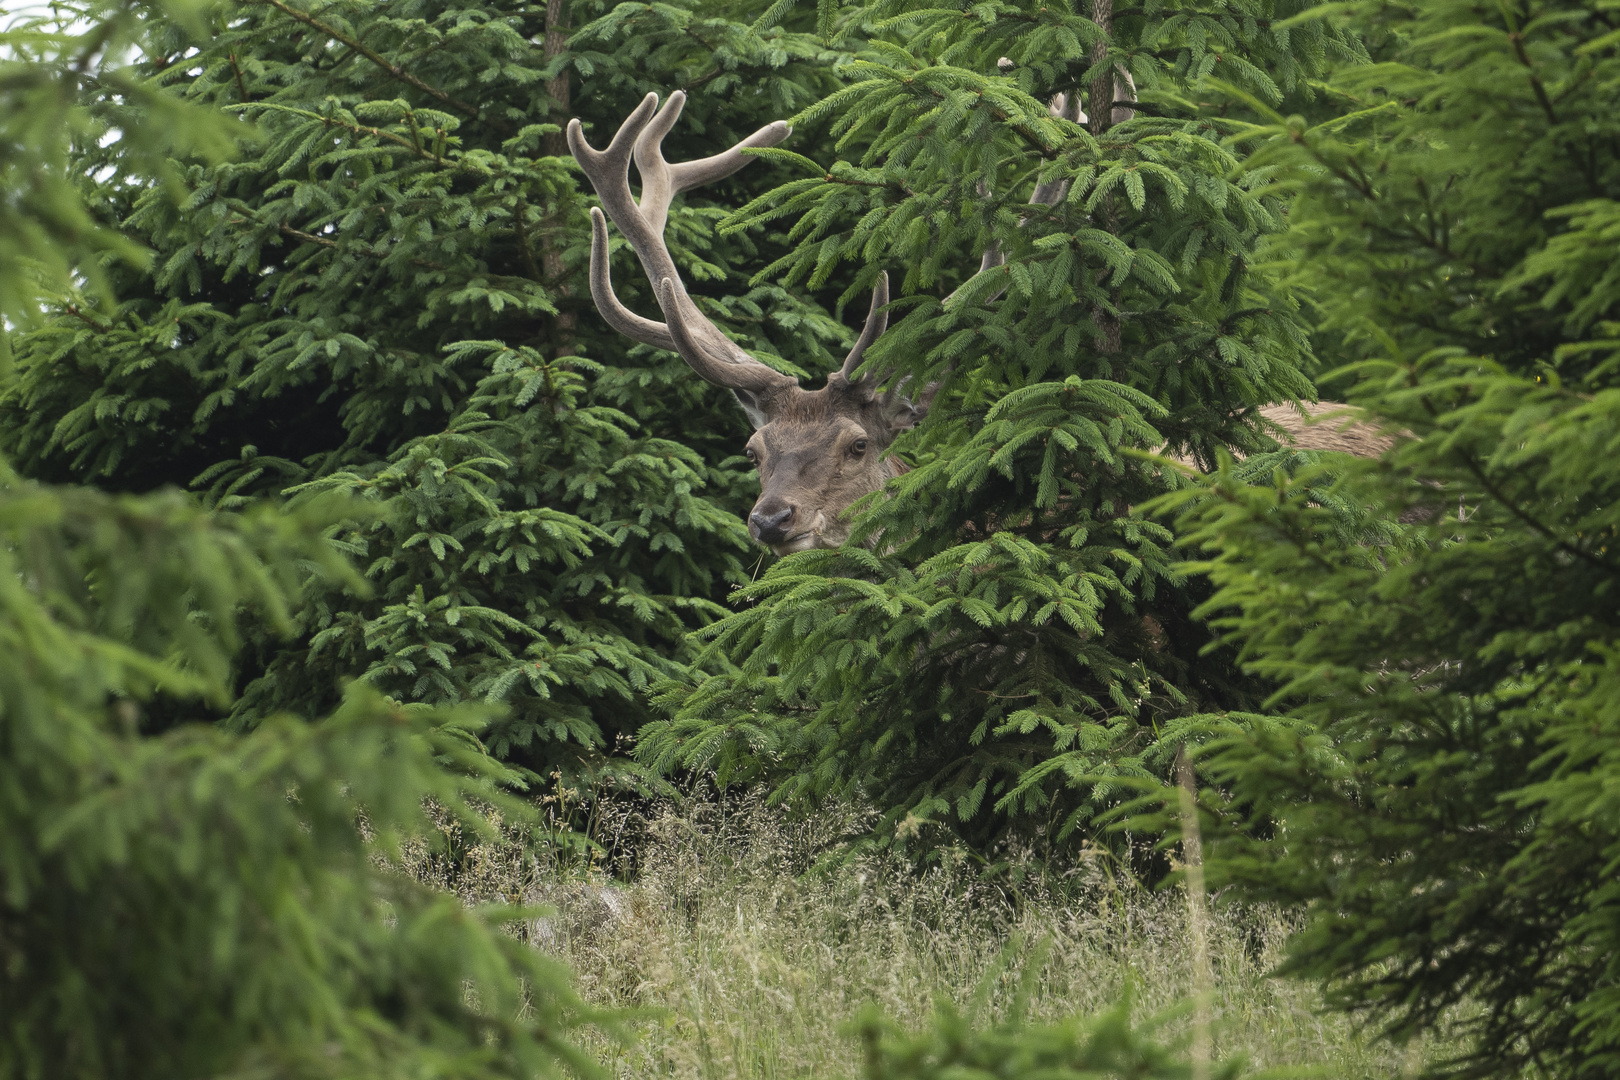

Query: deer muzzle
749;503;796;546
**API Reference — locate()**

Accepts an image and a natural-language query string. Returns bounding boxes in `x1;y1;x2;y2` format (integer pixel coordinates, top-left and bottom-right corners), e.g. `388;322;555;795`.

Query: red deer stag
567;92;1387;554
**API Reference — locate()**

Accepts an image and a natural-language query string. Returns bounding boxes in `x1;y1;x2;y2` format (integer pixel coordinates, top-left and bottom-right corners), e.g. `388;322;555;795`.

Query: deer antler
567;92;798;401
836;272;889;383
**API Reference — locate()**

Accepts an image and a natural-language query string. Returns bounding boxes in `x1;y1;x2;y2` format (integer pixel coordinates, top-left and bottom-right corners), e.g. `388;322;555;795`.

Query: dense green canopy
1156;3;1620;1075
7;0;1620;1075
2;0;860;777
640;0;1366;855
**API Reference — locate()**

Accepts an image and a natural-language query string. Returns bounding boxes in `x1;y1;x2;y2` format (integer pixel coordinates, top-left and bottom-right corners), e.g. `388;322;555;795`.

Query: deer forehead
751;414;872;459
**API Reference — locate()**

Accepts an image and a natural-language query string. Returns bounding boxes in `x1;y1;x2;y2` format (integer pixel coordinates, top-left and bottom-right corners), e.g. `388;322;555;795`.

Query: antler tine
837;272;890;383
567;91;659;232
1029;91;1081;207
568;94;671;350
1111;66;1137;124
588;208;677;351
635;91;793;235
569;92;797;398
658;277;726;384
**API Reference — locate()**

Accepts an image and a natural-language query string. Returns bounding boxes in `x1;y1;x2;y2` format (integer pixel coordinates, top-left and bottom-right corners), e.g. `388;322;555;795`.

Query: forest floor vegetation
403;792;1453;1080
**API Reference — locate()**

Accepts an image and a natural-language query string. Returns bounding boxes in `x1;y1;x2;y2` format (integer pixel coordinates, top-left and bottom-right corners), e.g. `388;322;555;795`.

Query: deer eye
745;447;758;465
850;438;868;456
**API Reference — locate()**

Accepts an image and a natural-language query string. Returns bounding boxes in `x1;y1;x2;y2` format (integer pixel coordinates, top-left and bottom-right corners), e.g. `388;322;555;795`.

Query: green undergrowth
404;793;1454;1080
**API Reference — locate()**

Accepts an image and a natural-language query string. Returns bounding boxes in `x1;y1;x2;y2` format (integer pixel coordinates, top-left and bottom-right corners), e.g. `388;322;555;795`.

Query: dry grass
404;791;1440;1080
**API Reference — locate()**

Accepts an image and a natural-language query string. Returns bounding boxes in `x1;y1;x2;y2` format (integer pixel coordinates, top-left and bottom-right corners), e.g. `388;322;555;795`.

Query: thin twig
228;52;249;102
513;197;543;282
252;0;505;132
228;102;447;166
1507;32;1558;126
64;304;111;333
1458;451;1615;574
279;223;338;248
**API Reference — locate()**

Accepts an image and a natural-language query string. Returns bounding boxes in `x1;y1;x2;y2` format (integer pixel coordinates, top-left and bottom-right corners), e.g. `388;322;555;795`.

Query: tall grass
404;792;1438;1080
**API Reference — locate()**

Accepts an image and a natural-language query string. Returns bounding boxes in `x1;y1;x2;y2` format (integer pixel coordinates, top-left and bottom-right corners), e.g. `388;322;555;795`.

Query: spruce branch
225;212;462;278
1507;30;1559;125
1455;450;1616;574
279;223;339;249
250;0;508;134
269;221;454;274
63;303;111;333
229;102;443;164
846;70;1063;161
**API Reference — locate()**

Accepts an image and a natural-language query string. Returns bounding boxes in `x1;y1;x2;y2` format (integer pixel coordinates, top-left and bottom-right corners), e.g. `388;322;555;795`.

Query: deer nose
749;505;795;545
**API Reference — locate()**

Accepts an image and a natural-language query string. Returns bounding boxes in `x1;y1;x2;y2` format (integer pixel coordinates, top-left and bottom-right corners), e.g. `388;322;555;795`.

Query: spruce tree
0;473;607;1077
1158;2;1620;1075
1;12;605;1073
639;0;1366;856
2;0;868;777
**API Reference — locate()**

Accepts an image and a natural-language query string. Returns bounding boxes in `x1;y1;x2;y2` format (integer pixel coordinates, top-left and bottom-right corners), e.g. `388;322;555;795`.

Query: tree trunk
542;0;575;351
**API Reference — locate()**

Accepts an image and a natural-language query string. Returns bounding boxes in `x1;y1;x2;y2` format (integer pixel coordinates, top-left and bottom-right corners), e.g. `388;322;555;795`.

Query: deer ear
877;373;943;432
733;388;771;430
885;402;926;431
878;388;928;432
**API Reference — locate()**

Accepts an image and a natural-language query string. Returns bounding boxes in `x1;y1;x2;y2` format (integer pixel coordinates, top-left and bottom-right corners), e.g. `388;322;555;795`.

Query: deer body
569;93;1387;555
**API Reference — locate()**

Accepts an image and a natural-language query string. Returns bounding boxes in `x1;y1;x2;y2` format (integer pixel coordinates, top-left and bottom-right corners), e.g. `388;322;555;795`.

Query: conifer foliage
1;0;856;775
0;0;236;340
0;13;613;1073
19;0;1620;1071
0;474;605;1077
858;992;1244;1080
1159;3;1620;1075
641;0;1365;854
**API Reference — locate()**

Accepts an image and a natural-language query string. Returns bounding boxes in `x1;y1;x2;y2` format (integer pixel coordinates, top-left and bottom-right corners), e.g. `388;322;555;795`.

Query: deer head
568;93;934;555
